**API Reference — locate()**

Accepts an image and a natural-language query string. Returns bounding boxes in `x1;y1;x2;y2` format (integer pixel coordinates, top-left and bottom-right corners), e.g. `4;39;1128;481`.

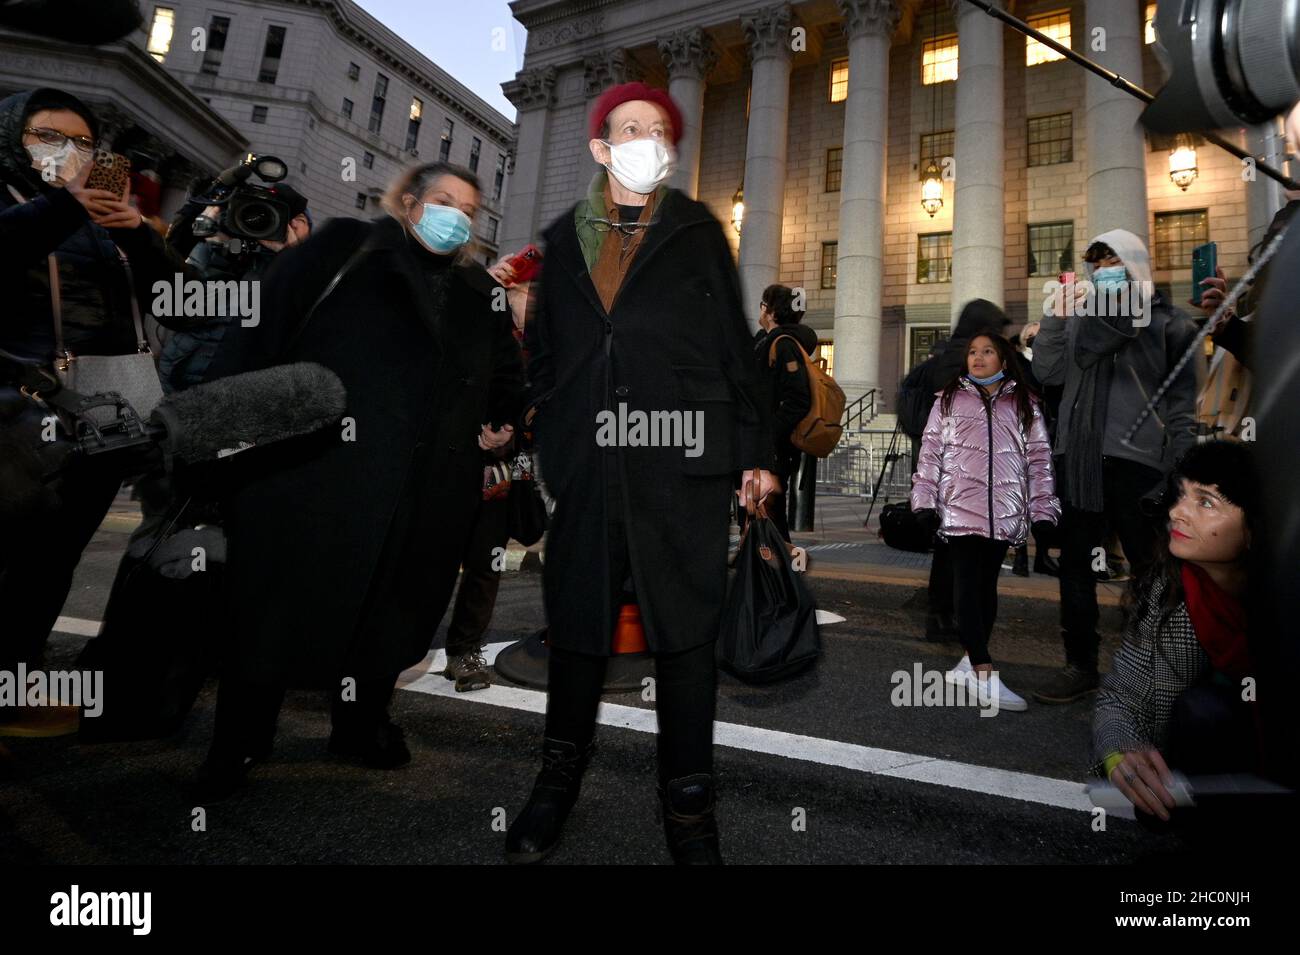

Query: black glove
1031;520;1055;540
914;508;941;536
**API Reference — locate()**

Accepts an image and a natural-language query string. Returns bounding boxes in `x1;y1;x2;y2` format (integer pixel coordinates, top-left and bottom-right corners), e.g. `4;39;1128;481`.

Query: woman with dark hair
0;88;184;738
196;161;523;798
1093;440;1260;823
911;331;1060;711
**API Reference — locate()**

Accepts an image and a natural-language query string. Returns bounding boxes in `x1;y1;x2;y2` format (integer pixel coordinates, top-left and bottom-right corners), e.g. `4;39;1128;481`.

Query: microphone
150;361;346;464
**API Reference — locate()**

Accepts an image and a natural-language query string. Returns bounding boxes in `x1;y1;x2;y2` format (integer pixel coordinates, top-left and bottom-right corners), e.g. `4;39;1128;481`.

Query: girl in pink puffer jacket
911;332;1060;712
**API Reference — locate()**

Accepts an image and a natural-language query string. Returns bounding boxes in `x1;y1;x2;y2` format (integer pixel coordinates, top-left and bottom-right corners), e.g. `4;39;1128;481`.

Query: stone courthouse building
502;0;1287;411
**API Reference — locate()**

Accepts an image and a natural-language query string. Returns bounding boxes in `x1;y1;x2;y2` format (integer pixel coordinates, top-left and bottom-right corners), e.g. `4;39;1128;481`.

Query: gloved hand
914;508;941;537
1031;520;1055;540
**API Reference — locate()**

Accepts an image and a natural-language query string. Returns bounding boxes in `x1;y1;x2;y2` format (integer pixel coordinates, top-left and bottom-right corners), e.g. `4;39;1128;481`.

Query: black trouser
445;495;509;657
0;458;121;683
948;535;1009;667
545;641;717;782
1057;456;1162;672
927;535;954;618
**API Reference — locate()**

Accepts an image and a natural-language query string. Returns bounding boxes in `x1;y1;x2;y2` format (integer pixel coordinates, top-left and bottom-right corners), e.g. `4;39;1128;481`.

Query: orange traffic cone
611;603;648;654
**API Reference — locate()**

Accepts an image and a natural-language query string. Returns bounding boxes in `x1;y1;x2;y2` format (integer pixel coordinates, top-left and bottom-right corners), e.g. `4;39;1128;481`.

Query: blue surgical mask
967;370;1005;386
1092;265;1128;290
410;203;472;255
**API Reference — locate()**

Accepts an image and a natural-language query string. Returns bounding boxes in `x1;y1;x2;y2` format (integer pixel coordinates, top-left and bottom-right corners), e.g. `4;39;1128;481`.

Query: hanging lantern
1169;135;1198;191
920;161;944;217
731;184;745;234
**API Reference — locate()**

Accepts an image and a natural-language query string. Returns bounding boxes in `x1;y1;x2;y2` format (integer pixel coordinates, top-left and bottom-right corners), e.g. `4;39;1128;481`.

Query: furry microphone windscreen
0;0;144;45
150;362;347;464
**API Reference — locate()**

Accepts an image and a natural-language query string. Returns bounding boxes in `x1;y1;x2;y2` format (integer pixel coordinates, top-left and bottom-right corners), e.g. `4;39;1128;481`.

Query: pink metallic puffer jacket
910;377;1060;545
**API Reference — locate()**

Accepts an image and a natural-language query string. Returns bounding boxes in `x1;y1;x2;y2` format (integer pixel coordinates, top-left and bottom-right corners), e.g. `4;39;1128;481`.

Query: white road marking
53;619;1092;814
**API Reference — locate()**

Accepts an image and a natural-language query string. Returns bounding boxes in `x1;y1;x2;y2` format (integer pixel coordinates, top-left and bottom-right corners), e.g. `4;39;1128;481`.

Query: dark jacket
207;214;524;685
923;298;1010;394
0;89;186;364
756;321;816;463
527;186;775;656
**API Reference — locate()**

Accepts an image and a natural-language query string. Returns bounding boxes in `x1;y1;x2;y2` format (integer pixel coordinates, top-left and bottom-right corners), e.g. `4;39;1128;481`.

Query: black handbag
717;501;821;684
505;449;547;546
879;500;934;553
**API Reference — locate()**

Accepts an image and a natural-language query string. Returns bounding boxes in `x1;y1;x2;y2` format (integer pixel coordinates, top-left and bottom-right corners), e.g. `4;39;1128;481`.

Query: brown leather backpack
766;334;845;458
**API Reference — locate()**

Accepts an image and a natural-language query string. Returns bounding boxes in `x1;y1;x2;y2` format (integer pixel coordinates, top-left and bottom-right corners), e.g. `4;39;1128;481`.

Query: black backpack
897;358;937;440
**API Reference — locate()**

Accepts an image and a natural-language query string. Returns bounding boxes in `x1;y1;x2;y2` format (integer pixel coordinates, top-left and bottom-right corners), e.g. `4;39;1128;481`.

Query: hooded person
1031;228;1198;704
0;88;191;740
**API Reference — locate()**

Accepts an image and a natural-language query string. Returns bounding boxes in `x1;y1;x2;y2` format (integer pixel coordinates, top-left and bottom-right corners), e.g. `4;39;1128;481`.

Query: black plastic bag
718;513;820;683
506;450;548;546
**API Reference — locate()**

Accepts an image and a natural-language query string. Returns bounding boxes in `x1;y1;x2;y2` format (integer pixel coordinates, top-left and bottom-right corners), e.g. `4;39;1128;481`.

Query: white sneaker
969;669;1028;712
944;655;972;684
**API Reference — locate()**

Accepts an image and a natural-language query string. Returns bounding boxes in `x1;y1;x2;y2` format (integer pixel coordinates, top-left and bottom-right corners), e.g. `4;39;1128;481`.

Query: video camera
190;153;295;245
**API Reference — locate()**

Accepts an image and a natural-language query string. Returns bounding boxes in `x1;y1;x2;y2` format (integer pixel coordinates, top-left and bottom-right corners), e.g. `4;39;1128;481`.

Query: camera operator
0;88;195;738
158;171;312;393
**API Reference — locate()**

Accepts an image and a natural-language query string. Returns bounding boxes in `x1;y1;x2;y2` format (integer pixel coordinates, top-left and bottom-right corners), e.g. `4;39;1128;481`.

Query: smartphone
1191;242;1218;306
506;244;543;283
1059;270;1075;286
83;151;131;199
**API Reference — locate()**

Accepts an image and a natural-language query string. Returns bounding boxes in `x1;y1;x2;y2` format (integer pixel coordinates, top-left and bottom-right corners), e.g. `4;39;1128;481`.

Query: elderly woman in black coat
196;162;523;798
505;83;778;865
0;88;185;738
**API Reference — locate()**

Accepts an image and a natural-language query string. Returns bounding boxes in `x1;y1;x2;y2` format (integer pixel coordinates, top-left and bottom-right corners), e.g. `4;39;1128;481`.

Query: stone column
499;66;557;254
738;4;795;330
948;0;1004;325
1084;0;1149;249
657;27;719;197
578;49;643;201
831;0;900;402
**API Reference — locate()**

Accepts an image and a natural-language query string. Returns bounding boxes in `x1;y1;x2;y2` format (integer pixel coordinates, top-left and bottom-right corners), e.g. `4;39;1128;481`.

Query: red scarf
1181;562;1251;682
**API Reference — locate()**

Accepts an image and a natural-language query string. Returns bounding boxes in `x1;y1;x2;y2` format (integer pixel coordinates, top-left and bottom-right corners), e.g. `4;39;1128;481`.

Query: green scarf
573;169;670;273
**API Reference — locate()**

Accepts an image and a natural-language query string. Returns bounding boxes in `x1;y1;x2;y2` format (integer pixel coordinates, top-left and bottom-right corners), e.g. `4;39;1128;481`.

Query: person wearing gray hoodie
1031;228;1198;703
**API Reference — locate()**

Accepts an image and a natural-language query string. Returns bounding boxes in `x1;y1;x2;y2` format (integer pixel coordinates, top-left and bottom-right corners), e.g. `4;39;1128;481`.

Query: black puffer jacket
0;88;186;365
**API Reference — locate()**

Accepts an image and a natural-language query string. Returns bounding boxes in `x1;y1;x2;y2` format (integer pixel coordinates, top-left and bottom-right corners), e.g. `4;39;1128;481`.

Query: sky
353;0;526;122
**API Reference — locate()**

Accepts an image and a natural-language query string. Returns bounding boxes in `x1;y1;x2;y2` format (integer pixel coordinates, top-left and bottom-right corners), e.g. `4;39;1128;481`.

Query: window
342;98;354;119
1148;130;1204;153
356;192;368;210
363;151;374;169
919;130;954;180
1028;221;1074;277
1153;210;1209;271
1027;113;1072;166
299;161;307;173
251;105;268;124
469;137;482;173
486;217;499;243
1144;3;1157;45
258;25;287;84
1026;11;1070;66
821;242;838;289
201;16;230;75
439;117;454;162
917;232;952;284
493;154;505;201
369;74;388;134
922;34;958;85
825;147;843;192
909;328;950;370
829;58;848;103
348;62;360;80
816;341;834;376
406;98;423;153
146;6;175;62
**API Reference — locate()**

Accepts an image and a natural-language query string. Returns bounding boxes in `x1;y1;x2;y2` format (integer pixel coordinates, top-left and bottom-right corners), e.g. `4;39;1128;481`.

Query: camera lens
231;200;284;240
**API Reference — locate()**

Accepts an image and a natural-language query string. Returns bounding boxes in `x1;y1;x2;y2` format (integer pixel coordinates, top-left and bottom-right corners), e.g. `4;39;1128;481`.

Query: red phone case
507;245;542;283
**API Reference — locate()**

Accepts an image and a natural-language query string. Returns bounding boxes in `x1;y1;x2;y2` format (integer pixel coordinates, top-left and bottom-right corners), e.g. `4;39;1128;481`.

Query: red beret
588;82;684;146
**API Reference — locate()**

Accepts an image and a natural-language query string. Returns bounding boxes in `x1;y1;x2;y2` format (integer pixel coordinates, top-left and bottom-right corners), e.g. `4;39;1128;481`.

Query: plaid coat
1091;574;1214;776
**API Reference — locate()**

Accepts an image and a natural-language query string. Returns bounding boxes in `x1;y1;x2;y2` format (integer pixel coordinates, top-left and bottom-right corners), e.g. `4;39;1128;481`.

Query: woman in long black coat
505;85;778;864
198;162;523;796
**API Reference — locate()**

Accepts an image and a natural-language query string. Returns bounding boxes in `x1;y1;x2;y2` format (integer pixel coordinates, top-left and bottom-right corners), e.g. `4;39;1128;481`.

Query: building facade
503;0;1288;409
139;0;516;262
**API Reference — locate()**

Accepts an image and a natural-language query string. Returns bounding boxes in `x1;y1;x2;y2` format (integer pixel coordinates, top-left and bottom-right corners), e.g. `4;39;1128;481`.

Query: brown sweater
589;180;658;313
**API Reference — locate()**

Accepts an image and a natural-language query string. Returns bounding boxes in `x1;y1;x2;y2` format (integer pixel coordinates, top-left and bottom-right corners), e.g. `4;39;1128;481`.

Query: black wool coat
527;188;776;655
206;215;523;685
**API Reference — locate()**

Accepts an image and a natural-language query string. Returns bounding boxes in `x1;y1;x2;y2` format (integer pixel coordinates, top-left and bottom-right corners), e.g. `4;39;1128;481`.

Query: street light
1169;135;1198;191
731;183;745;234
921;160;944;217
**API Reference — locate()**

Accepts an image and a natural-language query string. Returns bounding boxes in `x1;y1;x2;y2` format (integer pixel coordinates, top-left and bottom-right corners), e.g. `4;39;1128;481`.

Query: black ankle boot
660;773;722;865
505;737;593;864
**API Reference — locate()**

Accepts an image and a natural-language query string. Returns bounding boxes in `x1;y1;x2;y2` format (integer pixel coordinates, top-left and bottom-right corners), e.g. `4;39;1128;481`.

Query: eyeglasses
23;126;96;154
583;216;655;236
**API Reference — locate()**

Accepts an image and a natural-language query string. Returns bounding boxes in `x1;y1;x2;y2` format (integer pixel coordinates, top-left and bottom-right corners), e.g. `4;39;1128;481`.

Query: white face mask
602;138;676;195
26;141;87;185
